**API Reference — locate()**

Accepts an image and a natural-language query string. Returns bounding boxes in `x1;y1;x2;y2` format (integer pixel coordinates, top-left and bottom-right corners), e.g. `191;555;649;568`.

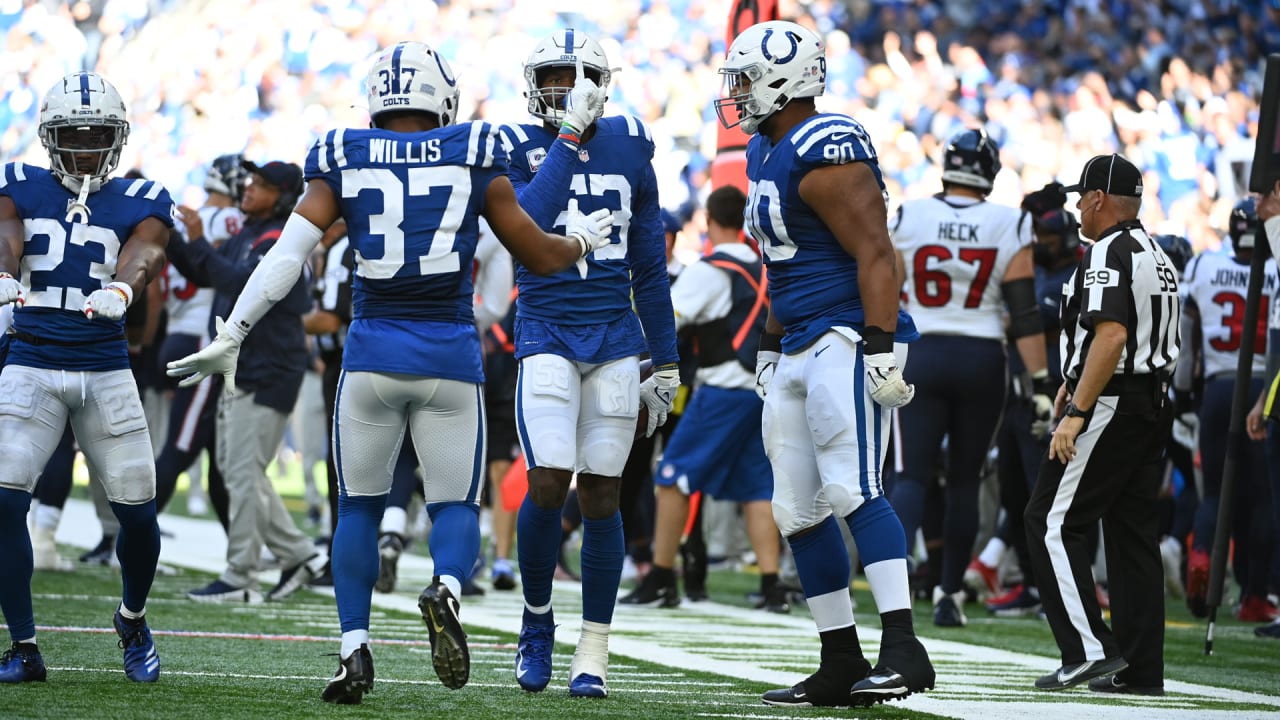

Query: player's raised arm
482;174;612;276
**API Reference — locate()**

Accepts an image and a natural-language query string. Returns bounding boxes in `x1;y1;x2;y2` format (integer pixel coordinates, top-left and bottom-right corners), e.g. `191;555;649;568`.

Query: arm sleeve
628;163;678;366
165;229;214;287
223;215;324;341
512;140;579;230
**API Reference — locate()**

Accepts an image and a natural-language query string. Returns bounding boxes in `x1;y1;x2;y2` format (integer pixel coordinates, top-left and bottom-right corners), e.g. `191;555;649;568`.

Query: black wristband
862;325;893;355
759;331;782;354
1032;373;1056;398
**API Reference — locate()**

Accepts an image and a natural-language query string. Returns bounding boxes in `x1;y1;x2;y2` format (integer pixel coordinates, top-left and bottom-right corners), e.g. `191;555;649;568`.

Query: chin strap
65;174;93;224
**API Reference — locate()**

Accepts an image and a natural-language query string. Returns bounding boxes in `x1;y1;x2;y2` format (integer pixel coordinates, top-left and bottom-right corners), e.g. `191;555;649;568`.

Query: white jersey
1182;248;1278;378
891;194;1032;340
166;205;244;337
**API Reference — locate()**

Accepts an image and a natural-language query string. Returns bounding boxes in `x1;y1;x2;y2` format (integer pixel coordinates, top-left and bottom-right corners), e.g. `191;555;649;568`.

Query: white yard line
54;499;1280;720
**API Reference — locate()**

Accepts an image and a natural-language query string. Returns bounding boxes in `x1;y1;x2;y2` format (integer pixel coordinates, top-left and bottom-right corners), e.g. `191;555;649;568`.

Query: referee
1025;154;1179;695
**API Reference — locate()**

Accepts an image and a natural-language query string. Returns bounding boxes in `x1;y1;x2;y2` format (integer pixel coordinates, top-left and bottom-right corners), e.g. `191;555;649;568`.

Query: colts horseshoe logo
760;29;800;64
433;49;457;88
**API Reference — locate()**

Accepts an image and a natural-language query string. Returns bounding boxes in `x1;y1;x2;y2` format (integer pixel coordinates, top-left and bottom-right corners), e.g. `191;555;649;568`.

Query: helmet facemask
523;30;612;126
42;121;127;191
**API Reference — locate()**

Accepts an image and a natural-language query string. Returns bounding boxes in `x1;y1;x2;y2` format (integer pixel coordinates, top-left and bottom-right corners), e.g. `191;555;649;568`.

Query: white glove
560;56;606;136
755;350;779;400
864;351;914;408
1171;411;1198;452
565;199;614;278
0;273;25;307
82;281;132;321
638;364;680;438
166;316;242;392
1030;369;1055;440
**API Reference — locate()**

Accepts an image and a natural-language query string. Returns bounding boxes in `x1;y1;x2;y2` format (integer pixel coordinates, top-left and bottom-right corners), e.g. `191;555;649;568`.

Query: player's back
893;195;1031;340
0;162;173;371
304;123;508;382
1183;248;1277;377
744;113;915;352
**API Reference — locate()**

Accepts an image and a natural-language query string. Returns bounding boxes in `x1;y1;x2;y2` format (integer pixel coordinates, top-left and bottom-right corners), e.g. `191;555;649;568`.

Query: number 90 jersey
1182;248;1278;378
744;113;917;353
891;195;1032;340
0;162;174;371
305;123;508;382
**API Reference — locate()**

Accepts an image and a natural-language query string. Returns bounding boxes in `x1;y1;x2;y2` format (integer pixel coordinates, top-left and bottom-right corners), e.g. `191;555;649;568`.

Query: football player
501;29;679;699
716;20;934;707
1177;197;1277;622
888;128;1051;626
0;72;173;683
167;41;613;704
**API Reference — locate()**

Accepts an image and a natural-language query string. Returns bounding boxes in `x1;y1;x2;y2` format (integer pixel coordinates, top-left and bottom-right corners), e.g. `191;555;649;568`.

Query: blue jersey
743;114;917;353
305;124;508;383
500;116;677;365
0;163;173;371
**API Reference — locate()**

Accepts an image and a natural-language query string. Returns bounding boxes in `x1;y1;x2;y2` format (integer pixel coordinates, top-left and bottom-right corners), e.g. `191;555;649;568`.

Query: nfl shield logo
527;147;547;173
578;148;590;162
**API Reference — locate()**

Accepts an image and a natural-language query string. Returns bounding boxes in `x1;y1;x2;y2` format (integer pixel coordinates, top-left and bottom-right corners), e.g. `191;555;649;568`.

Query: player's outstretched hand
0;272;25;308
565;199;614;265
755;350;779;400
561;55;605;136
82;282;132;321
864;352;914;408
166;316;241;392
638;363;680;437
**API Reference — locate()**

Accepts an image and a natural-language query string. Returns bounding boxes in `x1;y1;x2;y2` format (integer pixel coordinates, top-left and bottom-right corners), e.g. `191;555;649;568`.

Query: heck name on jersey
1183;248;1279;377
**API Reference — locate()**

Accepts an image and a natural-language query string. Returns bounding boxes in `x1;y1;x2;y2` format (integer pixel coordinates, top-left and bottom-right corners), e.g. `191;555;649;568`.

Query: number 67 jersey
891;193;1031;341
305;123;508;382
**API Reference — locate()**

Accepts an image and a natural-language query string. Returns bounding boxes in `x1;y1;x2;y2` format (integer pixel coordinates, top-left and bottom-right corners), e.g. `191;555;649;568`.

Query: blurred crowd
1;0;1274;252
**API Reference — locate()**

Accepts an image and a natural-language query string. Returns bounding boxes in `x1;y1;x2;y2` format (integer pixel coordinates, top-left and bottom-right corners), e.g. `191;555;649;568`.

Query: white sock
380;506;408;536
977;537;1006;568
806;589;856;632
341;630;370;659
570;620;610;679
525;601;553;615
118;603;145;620
34;504;62;532
439;574;462;601
864;558;912;613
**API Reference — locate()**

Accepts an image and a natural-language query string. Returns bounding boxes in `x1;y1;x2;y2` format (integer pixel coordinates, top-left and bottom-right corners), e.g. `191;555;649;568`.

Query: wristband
861;325;893;355
759;331;782;354
105;281;133;307
558;126;581;147
1031;368;1055;397
1065;401;1092;419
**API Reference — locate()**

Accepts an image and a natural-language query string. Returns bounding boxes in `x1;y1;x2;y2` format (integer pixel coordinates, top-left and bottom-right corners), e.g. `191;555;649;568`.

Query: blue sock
333;494;385;634
110;500;160;615
517;494;563;611
0;488;34;642
427;502;480;584
580;511;624;625
846;496;908;566
789;515;851;598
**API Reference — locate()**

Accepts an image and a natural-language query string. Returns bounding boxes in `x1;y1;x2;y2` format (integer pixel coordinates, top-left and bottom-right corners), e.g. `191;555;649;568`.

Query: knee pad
580;432;631;477
102;459;158;505
774;501;831;538
821;483;859;519
0;442;40;493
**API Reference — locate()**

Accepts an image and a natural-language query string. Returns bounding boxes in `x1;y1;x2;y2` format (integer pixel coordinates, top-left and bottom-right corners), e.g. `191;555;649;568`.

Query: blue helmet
942;128;1001;192
1153;234;1193;273
1229;196;1260;253
205;153;247;202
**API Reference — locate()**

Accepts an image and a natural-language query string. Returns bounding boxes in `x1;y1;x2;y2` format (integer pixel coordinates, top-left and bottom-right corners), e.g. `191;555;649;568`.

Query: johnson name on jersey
304;122;507;382
743;113;917;352
500;115;662;326
166;204;244;339
0;162;174;371
891;195;1032;340
1183;248;1278;377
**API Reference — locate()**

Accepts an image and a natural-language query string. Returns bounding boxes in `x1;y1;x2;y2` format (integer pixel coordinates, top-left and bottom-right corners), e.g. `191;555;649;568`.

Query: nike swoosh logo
814;344;831;357
830;132;851;141
516;654;528;679
1057;664;1089;684
333;664;348;682
867;675;894;685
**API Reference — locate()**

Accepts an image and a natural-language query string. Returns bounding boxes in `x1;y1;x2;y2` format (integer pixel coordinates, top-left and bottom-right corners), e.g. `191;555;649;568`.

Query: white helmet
523;29;611;124
366;41;460;127
715;21;825;134
38;72;129;193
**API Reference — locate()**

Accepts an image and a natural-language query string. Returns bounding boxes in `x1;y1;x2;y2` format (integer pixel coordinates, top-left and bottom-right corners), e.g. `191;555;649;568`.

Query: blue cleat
0;642;46;683
113;611;160;682
568;672;608;698
515;622;555;692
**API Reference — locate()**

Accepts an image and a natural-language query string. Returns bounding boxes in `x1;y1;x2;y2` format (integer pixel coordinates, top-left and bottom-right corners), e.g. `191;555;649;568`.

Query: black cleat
322;645;374;704
419;577;470;689
374;533;404;594
1035;657;1128;690
620;571;679;608
1088;674;1164;696
80;534;117;566
763;658;870;707
851;633;935;706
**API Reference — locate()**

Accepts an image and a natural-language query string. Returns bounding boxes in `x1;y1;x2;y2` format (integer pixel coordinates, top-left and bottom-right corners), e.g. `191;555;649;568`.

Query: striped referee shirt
1060;220;1181;383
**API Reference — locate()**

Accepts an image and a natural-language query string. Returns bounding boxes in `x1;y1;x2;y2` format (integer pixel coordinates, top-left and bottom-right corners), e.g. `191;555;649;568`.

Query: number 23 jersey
305;123;507;382
891;195;1032;340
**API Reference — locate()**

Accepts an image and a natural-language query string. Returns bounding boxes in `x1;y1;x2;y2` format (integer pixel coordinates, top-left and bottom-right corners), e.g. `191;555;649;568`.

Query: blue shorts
513;314;646;364
656;385;772;502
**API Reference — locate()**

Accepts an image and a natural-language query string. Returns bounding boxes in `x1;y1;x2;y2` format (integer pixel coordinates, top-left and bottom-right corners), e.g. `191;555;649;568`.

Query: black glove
1022;182;1067;217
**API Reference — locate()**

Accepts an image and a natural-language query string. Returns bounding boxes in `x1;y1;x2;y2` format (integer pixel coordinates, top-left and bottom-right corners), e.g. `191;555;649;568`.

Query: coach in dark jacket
167;160;326;603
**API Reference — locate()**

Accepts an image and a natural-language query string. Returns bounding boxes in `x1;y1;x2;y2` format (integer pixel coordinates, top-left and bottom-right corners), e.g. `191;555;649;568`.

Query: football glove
82;281;132;321
865;351;914;408
166;316;243;392
755;350;779;400
638;363;680;438
560;56;606;138
1030;368;1055;440
566;199;614;278
0;272;25;308
1171;411;1198;452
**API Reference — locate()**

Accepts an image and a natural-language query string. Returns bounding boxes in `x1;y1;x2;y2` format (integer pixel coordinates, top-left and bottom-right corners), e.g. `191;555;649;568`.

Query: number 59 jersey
1182;248;1278;378
891;195;1032;340
305;123;508;382
744;113;917;353
0;162;174;371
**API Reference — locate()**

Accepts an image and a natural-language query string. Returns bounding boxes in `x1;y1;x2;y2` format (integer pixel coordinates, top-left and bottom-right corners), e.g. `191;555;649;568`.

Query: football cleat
963;557;1000;598
851;632;934;706
751;585;791;614
31;526;72;572
568;643;609;698
322;645;374;704
113;611;160;682
985;584;1042;617
1159;537;1184;599
374;533;404;594
80;534;118;566
1237;595;1280;623
419;577;470;689
267;552;326;602
1088;674;1164;696
932;586;967;627
187;579;263;603
491;558;517;591
0;642;46;683
619;571;679;608
1034;657;1128;690
763;657;870;707
1255;620;1280;638
1186;547;1210;618
515;620;555;692
568;672;608;698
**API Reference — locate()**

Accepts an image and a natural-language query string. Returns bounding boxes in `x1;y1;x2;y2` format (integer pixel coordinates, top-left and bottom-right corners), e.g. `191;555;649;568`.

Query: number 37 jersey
891;195;1032;341
305;123;507;382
